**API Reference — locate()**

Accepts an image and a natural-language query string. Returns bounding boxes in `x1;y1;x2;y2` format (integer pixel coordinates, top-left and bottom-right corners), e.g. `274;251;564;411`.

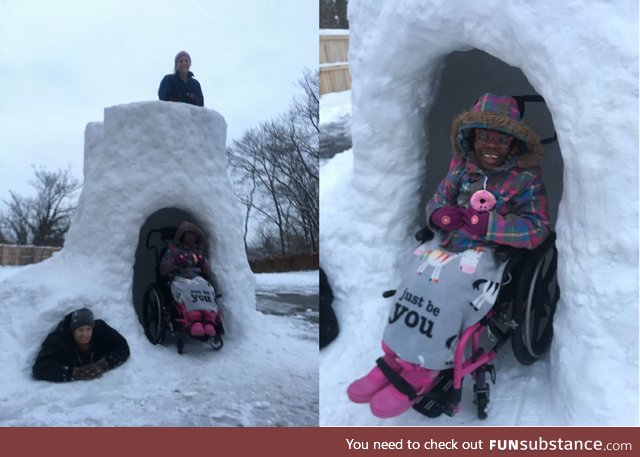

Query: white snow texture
320;0;638;425
0;102;318;426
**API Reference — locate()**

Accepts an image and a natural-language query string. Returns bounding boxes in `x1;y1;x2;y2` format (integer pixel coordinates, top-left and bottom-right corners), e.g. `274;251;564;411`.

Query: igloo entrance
423;49;564;229
132;207;206;325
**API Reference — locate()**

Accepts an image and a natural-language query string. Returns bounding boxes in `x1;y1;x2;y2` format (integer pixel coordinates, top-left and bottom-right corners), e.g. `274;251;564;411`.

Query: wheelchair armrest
415;226;435;243
494;246;517;262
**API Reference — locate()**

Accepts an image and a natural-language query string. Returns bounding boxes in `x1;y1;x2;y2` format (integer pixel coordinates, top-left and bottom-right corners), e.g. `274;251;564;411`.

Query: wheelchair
142;226;225;354
377;227;559;419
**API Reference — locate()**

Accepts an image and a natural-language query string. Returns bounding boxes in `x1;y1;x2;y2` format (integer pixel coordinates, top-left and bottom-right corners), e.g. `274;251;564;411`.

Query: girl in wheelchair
347;93;550;418
160;221;221;338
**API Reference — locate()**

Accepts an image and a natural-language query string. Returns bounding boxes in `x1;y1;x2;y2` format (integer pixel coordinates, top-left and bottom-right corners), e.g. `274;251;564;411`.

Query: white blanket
170;276;219;313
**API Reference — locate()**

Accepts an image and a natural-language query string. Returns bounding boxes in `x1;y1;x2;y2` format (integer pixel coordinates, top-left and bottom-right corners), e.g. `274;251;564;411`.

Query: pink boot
369;359;439;418
203;323;215;336
347;342;402;403
190;322;205;336
201;310;216;336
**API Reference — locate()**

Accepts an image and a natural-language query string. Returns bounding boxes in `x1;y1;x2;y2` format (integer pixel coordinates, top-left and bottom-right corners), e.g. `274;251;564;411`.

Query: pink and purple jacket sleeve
425;156;465;232
426;157;549;251
485;167;549;249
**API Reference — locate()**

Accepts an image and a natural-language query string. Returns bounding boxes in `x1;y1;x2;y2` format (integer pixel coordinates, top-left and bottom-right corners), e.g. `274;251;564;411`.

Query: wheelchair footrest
412;369;458;418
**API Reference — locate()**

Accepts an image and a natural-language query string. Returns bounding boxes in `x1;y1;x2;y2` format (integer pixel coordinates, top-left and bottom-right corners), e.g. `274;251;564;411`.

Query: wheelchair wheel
208;335;224;351
511;243;560;365
143;284;166;345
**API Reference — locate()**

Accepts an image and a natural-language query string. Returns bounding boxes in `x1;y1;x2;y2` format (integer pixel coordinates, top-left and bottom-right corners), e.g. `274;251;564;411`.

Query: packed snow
0;266;318;426
0;101;318;426
319;0;638;426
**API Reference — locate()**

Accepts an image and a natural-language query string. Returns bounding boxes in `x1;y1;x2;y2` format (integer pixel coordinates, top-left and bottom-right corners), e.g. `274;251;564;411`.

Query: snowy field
0;266;319;426
0;265;30;283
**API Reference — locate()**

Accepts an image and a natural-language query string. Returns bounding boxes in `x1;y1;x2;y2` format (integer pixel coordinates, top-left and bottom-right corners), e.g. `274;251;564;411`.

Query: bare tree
3;192;32;245
1;166;82;246
295;69;320;134
228;127;289;256
320;0;338;28
320;0;349;29
227;70;319;258
335;0;349;29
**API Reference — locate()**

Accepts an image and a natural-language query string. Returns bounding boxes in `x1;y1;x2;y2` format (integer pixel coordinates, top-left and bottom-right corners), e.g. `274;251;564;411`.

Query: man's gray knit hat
70;308;94;332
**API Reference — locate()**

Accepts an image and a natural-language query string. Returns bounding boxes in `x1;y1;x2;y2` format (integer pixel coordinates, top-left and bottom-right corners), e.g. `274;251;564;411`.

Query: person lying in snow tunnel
32;307;130;382
347;93;550;418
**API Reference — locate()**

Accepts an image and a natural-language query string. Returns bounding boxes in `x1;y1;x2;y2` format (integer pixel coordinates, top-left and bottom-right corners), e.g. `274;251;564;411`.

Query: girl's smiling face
473;128;514;169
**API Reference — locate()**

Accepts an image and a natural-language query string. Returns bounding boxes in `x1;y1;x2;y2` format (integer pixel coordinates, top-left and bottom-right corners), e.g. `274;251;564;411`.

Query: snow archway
133;207;203;325
320;1;638;425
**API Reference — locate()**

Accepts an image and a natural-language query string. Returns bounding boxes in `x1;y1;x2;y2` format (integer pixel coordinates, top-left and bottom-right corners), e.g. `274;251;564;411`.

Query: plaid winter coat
160;221;212;280
426;93;549;252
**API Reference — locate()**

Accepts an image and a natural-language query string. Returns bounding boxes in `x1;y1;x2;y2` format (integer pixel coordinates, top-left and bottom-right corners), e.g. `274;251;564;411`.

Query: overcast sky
0;0;318;205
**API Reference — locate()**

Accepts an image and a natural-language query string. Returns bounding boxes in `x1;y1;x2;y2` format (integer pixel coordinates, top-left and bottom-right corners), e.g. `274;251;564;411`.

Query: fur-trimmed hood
174;221;205;247
450;93;543;169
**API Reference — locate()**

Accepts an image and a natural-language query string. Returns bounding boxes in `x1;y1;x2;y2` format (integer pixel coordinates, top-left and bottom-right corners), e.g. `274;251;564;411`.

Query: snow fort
0;101;256;370
69;101;256;332
320;0;638;425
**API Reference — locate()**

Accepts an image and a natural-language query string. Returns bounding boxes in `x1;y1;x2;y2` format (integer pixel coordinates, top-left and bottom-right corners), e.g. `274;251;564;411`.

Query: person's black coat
158;71;204;106
32;313;130;382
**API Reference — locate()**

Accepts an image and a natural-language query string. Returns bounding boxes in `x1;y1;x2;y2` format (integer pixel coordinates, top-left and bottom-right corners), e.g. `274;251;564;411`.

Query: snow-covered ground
0;265;29;283
0;265;318;426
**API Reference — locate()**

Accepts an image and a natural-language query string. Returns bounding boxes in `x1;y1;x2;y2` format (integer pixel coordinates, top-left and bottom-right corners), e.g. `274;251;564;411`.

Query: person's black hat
70;308;94;332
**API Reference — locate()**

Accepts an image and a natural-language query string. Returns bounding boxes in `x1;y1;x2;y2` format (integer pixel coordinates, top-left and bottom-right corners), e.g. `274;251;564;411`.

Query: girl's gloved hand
174;253;186;266
430;207;464;231
461;208;489;236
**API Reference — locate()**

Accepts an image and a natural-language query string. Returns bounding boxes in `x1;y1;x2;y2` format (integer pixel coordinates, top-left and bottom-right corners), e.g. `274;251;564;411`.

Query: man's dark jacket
32;312;130;382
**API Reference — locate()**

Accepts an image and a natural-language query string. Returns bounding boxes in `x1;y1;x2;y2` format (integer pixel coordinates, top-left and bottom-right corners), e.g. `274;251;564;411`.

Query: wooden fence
320;34;351;95
249;253;319;274
0;244;61;266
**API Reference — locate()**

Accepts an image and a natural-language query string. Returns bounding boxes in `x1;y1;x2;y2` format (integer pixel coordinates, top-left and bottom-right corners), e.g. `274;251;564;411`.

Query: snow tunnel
321;1;637;425
423;49;564;228
132;207;207;325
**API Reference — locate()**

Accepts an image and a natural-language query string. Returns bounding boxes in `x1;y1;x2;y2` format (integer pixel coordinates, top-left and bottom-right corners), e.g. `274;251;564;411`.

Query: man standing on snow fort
32;307;130;382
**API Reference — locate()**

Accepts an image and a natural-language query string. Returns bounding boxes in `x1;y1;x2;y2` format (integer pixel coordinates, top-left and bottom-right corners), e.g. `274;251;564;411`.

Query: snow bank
320;0;638;425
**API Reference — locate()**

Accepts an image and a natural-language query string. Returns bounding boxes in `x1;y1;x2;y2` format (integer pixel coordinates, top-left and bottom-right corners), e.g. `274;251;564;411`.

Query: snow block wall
65;101;256;331
320;0;638;425
0;102;255;389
